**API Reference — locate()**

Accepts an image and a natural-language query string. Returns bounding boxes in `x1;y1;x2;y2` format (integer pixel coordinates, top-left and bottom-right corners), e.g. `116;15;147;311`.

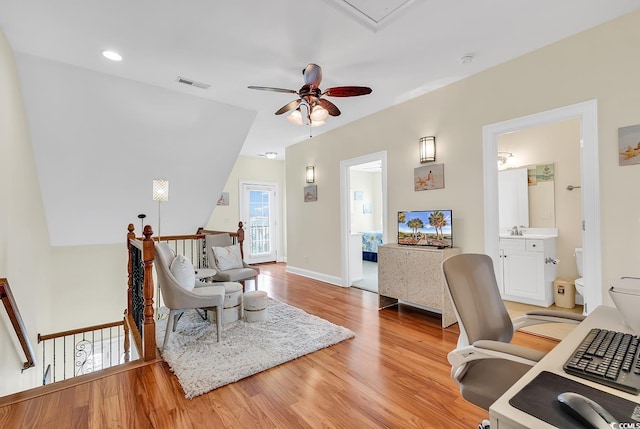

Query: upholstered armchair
205;233;260;291
154;242;226;351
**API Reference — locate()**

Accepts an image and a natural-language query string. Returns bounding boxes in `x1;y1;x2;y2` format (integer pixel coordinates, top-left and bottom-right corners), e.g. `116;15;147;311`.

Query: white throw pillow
212;244;244;271
170;254;196;291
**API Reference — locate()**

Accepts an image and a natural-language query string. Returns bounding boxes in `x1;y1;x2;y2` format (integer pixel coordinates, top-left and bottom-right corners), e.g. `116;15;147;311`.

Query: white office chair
442;253;585;411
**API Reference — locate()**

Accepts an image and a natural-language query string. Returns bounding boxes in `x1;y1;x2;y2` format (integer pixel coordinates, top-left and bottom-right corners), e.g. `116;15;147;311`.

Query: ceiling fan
248;64;372;133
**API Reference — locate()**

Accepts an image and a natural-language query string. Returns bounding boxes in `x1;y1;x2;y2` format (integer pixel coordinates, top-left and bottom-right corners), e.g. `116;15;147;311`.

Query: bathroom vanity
497;229;558;307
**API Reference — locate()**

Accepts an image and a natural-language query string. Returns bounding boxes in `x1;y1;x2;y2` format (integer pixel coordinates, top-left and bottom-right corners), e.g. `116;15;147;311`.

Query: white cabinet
498;237;556;307
378;244;460;327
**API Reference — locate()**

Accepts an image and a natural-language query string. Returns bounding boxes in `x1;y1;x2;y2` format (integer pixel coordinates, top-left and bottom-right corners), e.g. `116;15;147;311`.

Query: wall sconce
306;166;315;183
419;136;436;163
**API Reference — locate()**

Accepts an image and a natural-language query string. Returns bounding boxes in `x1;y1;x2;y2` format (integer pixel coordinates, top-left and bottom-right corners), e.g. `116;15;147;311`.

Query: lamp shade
419;136;436;163
152;179;169;202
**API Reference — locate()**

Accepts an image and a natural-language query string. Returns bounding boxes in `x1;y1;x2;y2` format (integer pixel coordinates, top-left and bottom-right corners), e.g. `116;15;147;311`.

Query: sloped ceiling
16;53;256;246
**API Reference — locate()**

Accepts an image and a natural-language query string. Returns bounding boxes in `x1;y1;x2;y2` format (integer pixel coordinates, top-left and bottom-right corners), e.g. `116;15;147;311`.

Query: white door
240;181;278;264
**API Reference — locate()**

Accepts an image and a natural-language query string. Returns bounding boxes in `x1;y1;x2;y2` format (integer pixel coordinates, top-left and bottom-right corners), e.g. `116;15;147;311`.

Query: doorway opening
339;151;388;291
483;100;601;313
239;181;279;264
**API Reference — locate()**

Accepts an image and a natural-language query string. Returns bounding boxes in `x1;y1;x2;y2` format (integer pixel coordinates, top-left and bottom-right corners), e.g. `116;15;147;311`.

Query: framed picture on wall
618;124;640;166
414;163;444;191
304;185;317;202
217;192;229;206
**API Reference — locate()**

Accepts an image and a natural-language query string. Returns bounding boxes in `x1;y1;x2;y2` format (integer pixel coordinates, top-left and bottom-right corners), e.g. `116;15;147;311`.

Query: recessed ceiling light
102;50;122;61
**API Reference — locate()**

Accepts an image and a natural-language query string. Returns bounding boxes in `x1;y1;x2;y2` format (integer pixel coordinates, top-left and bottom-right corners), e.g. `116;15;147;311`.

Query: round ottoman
244;290;268;322
207;282;243;325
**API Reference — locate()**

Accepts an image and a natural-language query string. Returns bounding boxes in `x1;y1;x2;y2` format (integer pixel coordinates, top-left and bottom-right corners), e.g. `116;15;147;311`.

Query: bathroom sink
499;228;558;239
521;233;558;239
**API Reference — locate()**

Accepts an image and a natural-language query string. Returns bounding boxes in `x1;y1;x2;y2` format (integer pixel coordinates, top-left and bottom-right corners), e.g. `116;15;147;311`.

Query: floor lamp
152;179;169;318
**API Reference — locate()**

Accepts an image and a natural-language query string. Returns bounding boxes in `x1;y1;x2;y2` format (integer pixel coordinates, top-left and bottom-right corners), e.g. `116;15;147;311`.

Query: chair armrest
513;310;585;330
447;341;542;381
473;340;546;362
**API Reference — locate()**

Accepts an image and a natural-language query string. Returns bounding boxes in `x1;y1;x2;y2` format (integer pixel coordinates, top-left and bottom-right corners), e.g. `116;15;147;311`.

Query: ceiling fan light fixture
310;105;329;121
287;109;303;125
310;120;326;127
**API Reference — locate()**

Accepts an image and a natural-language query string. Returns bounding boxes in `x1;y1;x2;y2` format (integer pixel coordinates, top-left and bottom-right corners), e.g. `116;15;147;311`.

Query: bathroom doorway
339;151;388;290
483;100;601;313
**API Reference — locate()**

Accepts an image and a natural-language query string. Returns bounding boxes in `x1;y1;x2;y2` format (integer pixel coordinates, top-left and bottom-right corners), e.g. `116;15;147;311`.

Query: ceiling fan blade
248;86;298;94
275;99;301;115
323;86;372;97
317;98;341;116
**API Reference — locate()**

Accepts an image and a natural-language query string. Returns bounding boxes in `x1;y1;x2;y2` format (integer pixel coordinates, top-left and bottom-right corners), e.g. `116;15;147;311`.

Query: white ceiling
2;1;639;246
2;1;639;161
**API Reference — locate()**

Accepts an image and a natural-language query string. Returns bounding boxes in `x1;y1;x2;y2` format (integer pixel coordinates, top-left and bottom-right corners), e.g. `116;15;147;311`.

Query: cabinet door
497;249;505;293
378;247;408;299
407;250;442;308
502;249;545;300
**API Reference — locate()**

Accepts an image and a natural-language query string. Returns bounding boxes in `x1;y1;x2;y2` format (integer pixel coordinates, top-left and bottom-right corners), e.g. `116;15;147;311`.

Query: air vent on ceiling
176;76;211;90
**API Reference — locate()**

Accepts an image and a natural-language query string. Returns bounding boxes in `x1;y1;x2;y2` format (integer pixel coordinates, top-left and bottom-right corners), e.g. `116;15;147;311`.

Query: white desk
490;306;640;429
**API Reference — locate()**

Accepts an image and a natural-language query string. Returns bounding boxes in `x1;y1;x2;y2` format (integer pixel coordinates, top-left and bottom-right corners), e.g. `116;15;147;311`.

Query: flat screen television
397;210;453;248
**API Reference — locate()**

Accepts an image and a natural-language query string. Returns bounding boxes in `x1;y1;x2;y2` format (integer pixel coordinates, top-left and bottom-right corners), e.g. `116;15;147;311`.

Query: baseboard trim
285;266;344;287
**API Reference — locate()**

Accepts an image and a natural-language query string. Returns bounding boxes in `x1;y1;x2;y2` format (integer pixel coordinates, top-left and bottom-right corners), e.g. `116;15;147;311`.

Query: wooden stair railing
0;278;36;371
125;222;247;362
126;224;157;361
37;318;129;384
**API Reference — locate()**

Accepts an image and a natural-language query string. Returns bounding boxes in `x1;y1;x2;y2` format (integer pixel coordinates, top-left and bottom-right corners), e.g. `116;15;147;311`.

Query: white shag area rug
156;298;355;399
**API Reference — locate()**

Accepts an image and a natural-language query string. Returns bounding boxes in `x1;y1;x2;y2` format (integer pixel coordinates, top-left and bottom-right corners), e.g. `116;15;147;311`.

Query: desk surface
490;305;640;429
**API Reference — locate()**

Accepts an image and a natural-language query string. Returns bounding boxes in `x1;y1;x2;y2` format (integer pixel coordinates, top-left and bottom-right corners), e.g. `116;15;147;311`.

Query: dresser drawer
525;239;544;252
499;238;526;251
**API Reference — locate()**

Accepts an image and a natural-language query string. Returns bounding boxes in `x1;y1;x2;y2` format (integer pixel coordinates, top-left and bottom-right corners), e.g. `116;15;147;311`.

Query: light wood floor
0;263;558;428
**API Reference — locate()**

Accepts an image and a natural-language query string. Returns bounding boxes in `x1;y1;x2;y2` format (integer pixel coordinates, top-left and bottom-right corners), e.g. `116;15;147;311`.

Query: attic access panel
323;0;416;31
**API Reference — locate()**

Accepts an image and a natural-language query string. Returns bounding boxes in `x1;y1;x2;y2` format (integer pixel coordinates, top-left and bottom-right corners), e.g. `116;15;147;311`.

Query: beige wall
286;11;640;304
0;28;53;395
350;170;383;233
498;119;582;278
206;155;287;261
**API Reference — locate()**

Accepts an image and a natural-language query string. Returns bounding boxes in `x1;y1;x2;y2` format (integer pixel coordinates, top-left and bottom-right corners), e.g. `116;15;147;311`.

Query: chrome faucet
510;226;525;236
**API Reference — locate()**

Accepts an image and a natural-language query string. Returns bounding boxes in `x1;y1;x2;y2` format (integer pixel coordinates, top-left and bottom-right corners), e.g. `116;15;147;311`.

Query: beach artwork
619;124;640;166
304;185;317;202
414;163;444;191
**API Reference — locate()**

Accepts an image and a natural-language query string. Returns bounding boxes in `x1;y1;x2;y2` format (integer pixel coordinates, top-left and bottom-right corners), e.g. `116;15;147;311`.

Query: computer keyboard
563;328;640;394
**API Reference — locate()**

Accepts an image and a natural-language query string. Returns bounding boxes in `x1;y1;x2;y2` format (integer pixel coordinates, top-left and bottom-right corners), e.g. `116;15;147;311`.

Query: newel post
126;223;135;317
142;225;157;360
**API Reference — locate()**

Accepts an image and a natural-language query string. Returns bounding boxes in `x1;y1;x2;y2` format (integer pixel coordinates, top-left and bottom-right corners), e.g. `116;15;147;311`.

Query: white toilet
574;247;584;296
